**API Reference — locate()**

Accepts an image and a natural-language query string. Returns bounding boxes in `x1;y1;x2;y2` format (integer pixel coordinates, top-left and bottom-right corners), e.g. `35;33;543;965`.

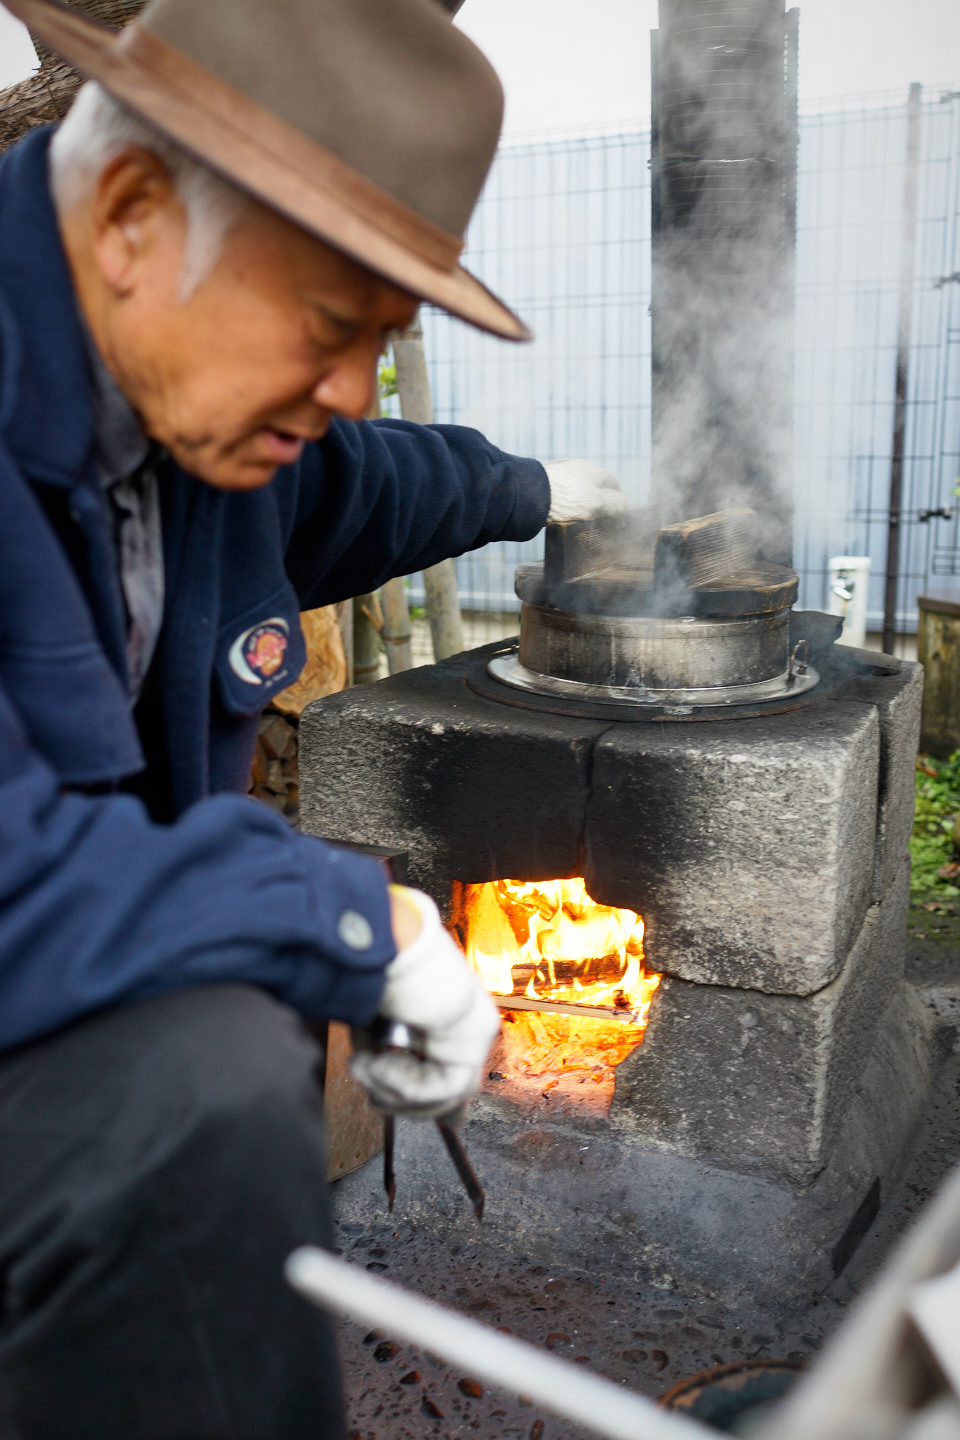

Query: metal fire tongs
370;1018;485;1222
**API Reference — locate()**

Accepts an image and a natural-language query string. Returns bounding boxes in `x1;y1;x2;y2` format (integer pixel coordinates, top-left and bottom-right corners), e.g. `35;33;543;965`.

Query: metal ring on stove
488;653;821;709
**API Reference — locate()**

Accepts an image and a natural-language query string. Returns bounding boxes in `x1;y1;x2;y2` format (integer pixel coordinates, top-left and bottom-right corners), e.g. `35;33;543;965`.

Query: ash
333;913;960;1440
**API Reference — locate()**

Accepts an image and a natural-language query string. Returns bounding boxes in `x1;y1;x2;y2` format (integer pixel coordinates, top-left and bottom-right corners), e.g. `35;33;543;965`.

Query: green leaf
378;358;397;399
911;750;960;897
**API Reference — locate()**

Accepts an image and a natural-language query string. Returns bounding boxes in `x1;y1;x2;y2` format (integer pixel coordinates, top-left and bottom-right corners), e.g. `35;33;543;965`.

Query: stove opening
451;879;661;1112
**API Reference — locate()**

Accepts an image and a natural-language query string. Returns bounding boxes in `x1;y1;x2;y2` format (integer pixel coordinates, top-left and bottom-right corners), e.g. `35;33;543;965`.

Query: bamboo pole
420;560;464;662
336;599;354;688
349;396;381;687
393;316;465;661
366;388;414;674
380;578;414;672
352;593;383;685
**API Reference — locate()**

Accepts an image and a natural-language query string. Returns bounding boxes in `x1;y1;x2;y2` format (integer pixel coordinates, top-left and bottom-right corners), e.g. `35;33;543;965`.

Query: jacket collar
0;126;98;490
84;320;151;489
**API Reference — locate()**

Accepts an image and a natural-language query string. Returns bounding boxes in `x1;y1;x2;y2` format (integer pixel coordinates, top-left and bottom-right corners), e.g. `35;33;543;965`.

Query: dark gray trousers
0;985;346;1440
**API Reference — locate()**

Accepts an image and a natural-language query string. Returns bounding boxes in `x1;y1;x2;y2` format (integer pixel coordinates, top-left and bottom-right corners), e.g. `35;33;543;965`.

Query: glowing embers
452;879;660;1100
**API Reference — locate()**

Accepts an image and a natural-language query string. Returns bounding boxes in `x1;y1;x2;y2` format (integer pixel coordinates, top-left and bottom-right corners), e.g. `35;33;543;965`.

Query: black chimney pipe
651;0;799;564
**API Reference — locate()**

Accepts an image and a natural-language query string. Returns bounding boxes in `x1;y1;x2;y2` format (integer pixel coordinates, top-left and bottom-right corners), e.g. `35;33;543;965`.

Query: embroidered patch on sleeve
228;617;290;685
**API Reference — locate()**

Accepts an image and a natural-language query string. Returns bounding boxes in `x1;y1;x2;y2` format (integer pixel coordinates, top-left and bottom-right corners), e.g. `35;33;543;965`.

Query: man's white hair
49;81;248;298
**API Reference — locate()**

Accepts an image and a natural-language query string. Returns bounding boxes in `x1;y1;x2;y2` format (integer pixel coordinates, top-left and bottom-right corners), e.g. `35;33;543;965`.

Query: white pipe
827;555;871;649
285;1248;709;1440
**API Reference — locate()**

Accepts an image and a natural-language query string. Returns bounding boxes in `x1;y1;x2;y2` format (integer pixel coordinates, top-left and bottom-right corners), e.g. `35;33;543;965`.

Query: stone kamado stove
299;509;932;1305
306;0;931;1310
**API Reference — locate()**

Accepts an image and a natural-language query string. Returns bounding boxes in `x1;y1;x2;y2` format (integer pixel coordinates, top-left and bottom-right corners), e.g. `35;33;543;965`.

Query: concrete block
610;856;910;1184
584;702;880;994
829;655;923;902
298;646;605;909
299;642;905;996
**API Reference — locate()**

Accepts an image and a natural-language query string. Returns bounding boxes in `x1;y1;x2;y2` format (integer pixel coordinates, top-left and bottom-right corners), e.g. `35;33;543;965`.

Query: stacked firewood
248;605;348;826
250;710;301;820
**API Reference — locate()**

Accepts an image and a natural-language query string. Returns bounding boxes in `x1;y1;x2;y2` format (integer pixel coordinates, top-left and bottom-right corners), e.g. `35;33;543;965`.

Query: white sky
0;10;37;91
1;0;958;132
457;0;960;137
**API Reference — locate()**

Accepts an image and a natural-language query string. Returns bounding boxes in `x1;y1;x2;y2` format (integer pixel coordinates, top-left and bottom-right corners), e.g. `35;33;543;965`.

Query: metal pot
519;603;789;691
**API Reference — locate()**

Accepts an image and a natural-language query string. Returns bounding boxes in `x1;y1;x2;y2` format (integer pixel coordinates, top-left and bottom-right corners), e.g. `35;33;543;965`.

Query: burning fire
453;878;660;1078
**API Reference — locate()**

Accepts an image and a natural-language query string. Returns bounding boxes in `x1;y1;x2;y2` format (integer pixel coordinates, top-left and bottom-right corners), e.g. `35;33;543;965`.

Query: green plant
378;357;397;400
910;751;960;897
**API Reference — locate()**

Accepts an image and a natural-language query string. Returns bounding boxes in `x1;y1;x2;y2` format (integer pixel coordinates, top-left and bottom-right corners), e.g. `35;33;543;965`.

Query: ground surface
332;902;960;1440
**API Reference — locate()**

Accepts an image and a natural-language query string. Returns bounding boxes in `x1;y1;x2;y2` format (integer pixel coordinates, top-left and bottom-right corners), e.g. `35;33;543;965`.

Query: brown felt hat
2;0;530;340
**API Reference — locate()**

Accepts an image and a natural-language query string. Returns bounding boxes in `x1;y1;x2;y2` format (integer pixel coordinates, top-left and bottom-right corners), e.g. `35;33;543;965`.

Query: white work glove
544;458;628;522
349;889;501;1120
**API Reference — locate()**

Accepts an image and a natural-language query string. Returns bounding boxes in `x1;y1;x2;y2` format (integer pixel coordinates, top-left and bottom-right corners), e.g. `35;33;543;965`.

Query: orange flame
454;878;660;1077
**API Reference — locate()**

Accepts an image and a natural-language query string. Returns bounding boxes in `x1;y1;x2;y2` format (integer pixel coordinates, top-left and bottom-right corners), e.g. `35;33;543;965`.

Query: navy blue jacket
0;128;550;1053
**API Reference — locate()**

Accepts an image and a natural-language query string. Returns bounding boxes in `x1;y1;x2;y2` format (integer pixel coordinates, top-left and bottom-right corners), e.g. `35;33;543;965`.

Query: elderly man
0;0;624;1434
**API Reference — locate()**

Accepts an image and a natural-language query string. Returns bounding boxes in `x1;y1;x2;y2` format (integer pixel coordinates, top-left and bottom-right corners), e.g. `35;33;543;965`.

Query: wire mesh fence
795;87;960;638
386;85;960;653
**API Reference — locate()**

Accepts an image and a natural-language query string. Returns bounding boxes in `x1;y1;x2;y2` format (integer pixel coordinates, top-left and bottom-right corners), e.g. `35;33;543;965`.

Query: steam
650;0;796;565
411;0;798;607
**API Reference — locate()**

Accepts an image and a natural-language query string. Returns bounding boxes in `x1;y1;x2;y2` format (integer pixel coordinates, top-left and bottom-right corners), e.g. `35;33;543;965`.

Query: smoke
650;0;796;565
651;240;794;561
412;0;799;612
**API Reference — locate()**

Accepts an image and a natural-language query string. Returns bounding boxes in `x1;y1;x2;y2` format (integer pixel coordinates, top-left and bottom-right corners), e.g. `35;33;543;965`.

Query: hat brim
3;0;531;342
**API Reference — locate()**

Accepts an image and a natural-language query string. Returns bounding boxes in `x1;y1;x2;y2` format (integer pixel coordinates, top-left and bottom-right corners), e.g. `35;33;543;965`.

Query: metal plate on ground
660;1360;806;1426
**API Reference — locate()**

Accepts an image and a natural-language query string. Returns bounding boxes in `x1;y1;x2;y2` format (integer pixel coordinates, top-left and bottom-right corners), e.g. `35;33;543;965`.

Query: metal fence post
883;82;923;654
